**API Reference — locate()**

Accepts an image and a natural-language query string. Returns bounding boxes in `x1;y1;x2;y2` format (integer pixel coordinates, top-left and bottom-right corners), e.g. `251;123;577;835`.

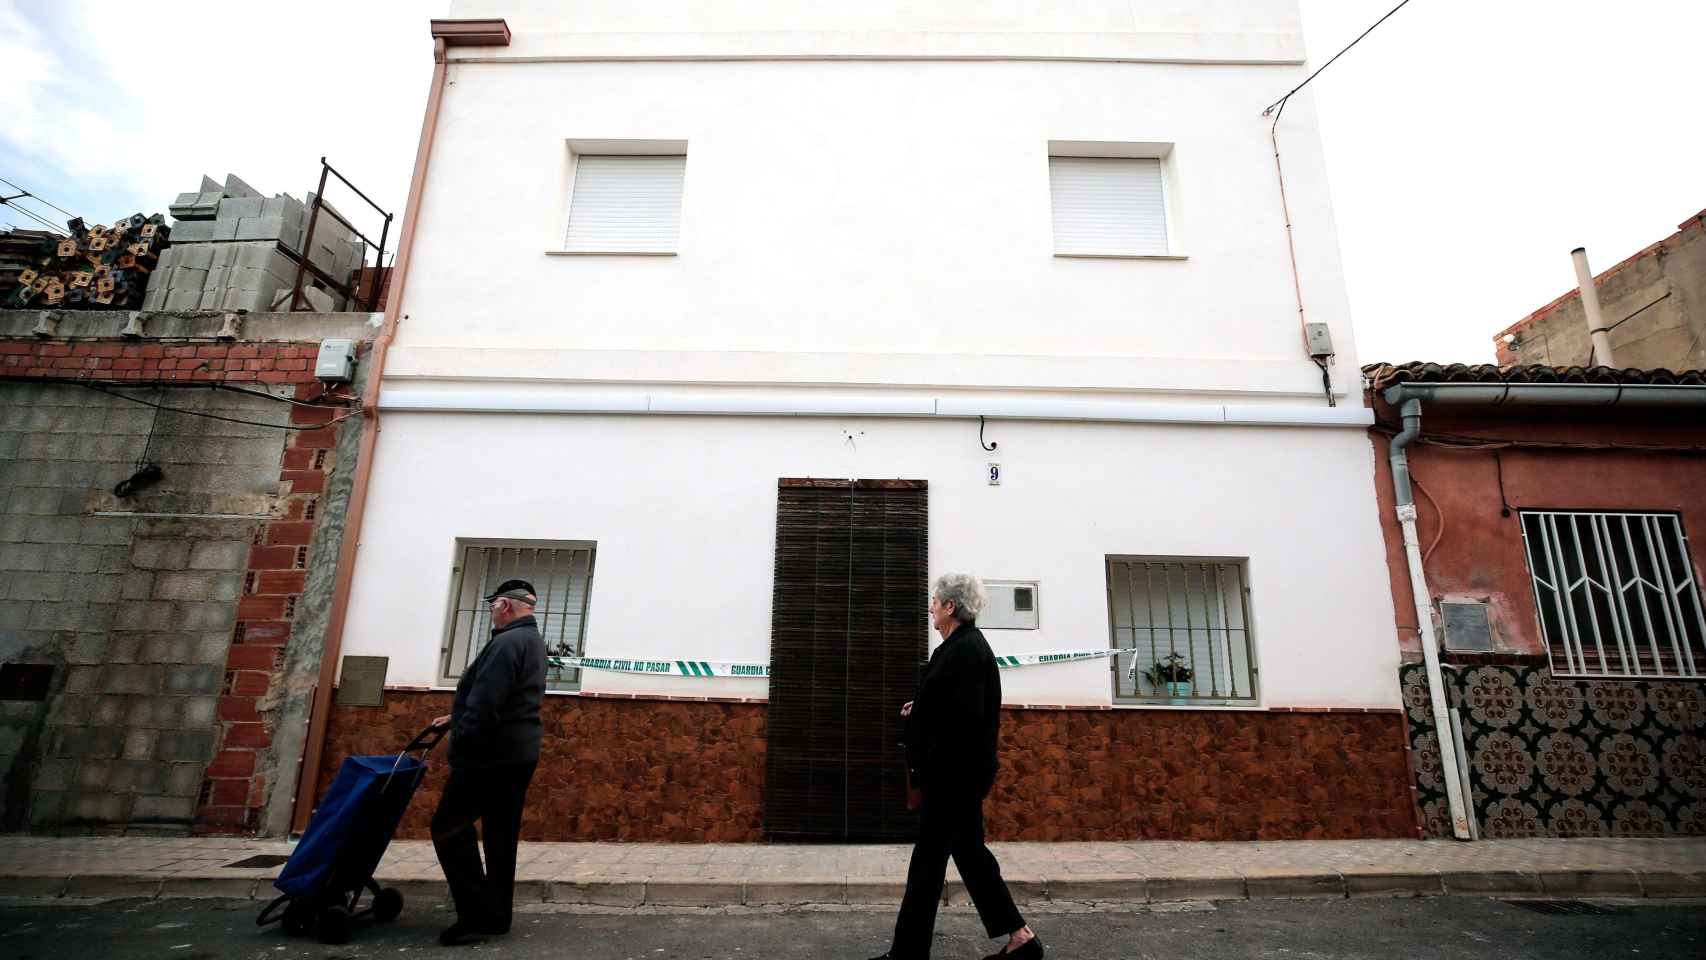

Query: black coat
448;614;547;769
904;621;1002;798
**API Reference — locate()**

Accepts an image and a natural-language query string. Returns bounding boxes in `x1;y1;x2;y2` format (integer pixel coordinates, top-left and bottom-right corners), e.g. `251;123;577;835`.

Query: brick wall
321;691;1417;842
0;338;325;384
0;309;371;835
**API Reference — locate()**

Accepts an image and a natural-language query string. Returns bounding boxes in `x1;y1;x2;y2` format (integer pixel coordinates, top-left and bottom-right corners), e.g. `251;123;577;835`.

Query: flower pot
1164;681;1192;704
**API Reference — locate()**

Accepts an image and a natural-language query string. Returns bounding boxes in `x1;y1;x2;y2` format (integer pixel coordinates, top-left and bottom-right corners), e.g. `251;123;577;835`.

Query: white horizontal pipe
379;386;1373;427
647;392;936;416
379;388;650;414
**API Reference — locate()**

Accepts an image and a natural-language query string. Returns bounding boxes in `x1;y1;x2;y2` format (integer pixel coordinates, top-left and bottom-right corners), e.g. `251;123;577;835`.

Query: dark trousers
431;761;536;932
890;788;1025;959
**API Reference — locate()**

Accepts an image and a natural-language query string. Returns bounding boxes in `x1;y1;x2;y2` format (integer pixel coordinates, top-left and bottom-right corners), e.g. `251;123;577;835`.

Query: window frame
1046;140;1186;260
438;537;598;693
552;139;689;256
1103;554;1259;706
1517;509;1706;680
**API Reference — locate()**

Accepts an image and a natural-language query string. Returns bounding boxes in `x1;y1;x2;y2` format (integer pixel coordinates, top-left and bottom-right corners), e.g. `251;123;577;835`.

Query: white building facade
320;1;1419;843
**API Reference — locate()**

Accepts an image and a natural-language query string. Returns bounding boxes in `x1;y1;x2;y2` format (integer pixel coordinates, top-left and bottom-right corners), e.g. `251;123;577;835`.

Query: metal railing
1520;511;1705;679
440;542;596;691
1106;558;1258;704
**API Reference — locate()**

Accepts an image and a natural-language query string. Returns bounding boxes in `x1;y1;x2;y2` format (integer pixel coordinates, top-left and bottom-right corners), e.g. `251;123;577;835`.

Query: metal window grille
440;541;596;692
1106;557;1257;704
1519;511;1706;679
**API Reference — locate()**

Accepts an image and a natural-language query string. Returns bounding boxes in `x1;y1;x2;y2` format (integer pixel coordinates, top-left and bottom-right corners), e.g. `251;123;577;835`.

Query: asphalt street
0;896;1700;959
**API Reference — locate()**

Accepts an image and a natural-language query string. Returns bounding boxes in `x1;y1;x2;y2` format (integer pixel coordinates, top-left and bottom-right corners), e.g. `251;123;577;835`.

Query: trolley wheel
315;904;353;945
282;900;314;937
373;887;404;922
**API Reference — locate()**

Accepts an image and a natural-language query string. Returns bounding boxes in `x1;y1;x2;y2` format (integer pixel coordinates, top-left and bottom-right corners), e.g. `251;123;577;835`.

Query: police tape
548;656;770;678
549;648;1142;679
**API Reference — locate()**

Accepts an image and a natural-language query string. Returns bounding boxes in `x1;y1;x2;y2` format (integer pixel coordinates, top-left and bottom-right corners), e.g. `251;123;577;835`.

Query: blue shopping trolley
257;722;447;944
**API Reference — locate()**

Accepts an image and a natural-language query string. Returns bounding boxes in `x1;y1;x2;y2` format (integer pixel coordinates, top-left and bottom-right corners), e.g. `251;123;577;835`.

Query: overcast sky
2;0;1700;364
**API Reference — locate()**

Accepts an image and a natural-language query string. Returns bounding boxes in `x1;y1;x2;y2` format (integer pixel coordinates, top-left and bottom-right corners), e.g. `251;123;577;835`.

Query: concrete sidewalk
1;836;1702;907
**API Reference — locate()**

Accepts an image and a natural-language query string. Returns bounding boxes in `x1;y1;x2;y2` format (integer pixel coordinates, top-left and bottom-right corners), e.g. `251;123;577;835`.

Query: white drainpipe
1571;247;1615;367
1388;397;1473;840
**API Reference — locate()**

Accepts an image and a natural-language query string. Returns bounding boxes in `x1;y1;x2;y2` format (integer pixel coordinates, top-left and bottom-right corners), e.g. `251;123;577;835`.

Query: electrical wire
1493;451;1513;517
212;381;351;409
50;379;355;431
0;176;82;222
1260;2;1418;408
1262;0;1419;118
4;371;352;410
0;196;68;235
1411;476;1445;565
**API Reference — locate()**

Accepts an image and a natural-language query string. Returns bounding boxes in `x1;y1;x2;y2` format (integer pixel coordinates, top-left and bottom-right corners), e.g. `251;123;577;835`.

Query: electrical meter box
315;338;355;382
1304;322;1335;358
981;580;1040;630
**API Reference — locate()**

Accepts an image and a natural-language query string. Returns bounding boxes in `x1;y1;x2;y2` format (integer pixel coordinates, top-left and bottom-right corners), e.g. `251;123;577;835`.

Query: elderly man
429;577;547;947
870;573;1043;960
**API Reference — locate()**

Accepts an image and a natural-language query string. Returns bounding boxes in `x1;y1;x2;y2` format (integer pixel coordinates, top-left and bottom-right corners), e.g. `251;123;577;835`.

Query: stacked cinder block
142;174;365;314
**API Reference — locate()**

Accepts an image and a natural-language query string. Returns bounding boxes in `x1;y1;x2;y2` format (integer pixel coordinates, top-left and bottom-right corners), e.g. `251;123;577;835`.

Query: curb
4;871;1703;906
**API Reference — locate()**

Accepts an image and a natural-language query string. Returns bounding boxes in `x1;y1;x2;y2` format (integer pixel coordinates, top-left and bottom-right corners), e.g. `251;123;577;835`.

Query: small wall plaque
1440;601;1494;653
336;655;389;707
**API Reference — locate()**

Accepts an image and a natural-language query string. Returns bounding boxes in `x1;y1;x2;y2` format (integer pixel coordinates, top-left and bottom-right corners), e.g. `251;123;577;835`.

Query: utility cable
1263;0;1418;405
1;371;352;410
0;196;68;235
37;378;356;431
0;176;82;223
1262;0;1419;118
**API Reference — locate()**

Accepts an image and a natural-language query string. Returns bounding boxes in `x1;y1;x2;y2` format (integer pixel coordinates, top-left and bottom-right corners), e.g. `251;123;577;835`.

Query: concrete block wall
1496;209;1706;370
147;173;367;314
0;309;373;835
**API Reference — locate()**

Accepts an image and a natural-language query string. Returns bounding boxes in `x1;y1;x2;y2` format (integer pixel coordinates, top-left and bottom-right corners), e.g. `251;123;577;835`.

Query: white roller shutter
564;154;686;253
1048;156;1169;256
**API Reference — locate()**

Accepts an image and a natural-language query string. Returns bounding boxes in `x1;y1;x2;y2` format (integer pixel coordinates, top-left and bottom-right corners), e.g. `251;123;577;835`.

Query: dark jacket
448;614;547;769
904;621;1001;798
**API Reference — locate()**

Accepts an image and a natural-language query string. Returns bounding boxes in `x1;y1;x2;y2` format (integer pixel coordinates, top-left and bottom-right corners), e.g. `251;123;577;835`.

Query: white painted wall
392;0;1355;403
340;3;1397;711
340;412;1401;709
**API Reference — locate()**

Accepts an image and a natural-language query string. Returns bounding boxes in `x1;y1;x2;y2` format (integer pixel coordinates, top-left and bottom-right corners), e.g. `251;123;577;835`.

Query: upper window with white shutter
563;153;686;254
1048;155;1171;257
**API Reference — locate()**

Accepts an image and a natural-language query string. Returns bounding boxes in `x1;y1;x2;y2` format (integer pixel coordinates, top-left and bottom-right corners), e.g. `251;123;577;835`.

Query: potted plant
1141;653;1193;703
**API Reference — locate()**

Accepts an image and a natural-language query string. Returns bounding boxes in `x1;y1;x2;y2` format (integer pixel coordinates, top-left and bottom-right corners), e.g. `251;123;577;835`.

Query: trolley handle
402;721;450;757
383;721;450;790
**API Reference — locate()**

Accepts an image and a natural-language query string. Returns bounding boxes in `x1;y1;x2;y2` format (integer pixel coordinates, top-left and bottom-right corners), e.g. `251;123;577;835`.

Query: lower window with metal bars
1105;556;1258;704
440;540;596;692
1519;510;1706;679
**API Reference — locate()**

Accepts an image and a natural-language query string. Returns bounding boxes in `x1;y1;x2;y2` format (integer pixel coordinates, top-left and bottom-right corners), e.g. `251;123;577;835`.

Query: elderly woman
869;574;1043;960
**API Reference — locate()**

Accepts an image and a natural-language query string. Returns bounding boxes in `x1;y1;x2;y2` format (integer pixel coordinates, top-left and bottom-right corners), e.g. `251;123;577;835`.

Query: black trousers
431;761;536;932
890;788;1026;959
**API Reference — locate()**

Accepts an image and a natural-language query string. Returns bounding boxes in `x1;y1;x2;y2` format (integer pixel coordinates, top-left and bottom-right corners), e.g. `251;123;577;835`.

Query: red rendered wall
1367;399;1706;658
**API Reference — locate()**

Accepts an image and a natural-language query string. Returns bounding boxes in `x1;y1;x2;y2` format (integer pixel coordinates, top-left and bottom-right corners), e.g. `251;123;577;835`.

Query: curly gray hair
932;573;987;623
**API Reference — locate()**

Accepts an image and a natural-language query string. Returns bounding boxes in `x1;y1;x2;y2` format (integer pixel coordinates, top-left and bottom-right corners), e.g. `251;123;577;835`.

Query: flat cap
483;578;537;603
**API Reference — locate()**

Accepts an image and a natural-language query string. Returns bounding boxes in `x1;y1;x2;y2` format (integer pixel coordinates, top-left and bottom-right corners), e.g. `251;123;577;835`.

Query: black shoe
983;937;1044;960
439;921;486;947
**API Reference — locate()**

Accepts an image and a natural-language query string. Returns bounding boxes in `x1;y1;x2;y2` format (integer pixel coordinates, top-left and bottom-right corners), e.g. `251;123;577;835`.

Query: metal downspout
1389;397;1473;839
289;34;451;834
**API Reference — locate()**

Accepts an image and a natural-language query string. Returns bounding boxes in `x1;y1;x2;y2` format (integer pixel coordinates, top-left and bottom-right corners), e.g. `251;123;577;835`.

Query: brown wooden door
765;479;927;841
